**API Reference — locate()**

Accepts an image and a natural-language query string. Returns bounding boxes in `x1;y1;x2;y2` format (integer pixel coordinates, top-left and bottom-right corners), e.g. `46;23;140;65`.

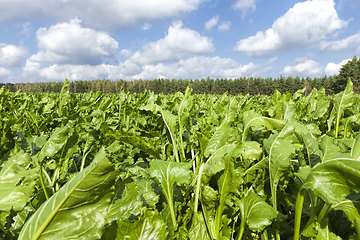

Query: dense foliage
0;76;341;95
1;79;360;239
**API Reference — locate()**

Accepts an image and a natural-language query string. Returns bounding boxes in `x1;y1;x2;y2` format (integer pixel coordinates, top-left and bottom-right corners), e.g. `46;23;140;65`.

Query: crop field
0;79;360;239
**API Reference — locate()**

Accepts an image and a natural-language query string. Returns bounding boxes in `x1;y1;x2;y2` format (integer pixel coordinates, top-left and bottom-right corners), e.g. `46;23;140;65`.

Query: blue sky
0;0;359;83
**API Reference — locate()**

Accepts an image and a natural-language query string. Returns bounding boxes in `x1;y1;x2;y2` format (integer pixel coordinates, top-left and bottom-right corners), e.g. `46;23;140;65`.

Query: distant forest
1;57;359;95
0;76;337;95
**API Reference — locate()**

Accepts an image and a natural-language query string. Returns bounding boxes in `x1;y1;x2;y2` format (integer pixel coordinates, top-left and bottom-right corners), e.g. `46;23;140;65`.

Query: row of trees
1;57;359;95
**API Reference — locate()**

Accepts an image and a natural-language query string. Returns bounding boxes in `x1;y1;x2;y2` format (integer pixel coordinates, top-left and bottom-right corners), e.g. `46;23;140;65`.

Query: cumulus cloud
205;15;219;31
0;43;27;67
0;67;11;78
282;59;321;76
218;21;231;31
27;18;118;66
233;0;256;18
320;32;360;52
132;56;256;80
130;21;214;65
325;58;351;75
235;0;347;56
22;56;256;82
0;0;203;31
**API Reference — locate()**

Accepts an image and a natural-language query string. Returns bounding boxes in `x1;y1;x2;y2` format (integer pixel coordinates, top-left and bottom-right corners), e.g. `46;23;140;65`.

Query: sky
0;0;360;83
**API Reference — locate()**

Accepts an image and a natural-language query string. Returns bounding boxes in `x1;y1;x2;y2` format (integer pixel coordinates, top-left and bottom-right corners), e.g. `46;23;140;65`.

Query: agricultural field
1;79;360;240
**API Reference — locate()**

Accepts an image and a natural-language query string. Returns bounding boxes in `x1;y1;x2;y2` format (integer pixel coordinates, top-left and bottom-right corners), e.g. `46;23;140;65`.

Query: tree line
1;57;359;95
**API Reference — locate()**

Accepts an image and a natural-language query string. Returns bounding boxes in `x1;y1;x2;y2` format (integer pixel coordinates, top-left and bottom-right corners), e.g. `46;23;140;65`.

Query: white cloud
22;56;256;81
233;0;256;18
205;15;219;31
142;23;152;30
320;31;360;52
133;56;256;80
130;21;214;65
28;18;118;65
0;0;204;31
235;0;347;56
0;43;27;67
119;49;132;57
218;21;231;31
282;59;321;76
0;67;11;79
325;58;351;75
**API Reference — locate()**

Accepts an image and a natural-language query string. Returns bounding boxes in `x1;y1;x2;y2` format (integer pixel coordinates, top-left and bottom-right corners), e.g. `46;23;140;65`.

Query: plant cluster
0;79;360;239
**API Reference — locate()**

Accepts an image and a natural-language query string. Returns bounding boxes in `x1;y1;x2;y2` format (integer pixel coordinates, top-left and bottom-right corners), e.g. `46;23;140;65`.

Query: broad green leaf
282;101;297;122
36;126;70;163
319;135;341;162
214;155;243;238
330;79;354;138
115;130;161;159
115;210;168;240
189;212;211;240
106;181;143;223
148;160;192;229
134;179;159;208
302;158;360;204
299;132;322;166
177;88;193;161
148;160;192;193
315;224;341;240
263;123;297;208
242;141;263;163
0;151;38;212
202;144;238;184
239;190;277;232
19;148;117;240
242;110;284;142
204;114;233;158
331;199;360;227
351;134;360;160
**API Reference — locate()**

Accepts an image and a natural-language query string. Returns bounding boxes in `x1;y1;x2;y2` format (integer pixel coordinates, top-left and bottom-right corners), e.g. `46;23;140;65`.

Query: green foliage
335;56;360;93
0;80;359;239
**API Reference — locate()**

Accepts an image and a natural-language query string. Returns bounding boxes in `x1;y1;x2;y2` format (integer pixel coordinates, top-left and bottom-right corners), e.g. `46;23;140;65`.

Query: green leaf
331;199;360;227
115;210;168;240
263;123;297;208
58;78;71;117
204;115;233;158
36;126;70;163
239;190;277;232
351;134;360;160
319;135;342;162
331;79;354;138
0;151;38;212
315;224;341;240
148;160;192;229
242;141;263;163
106;181;143;223
299;132;322;166
161;109;180;162
189;212;211;240
19;148;117;240
302;158;360;204
214;153;243;238
202;144;238;184
134;179;159;208
242;110;284;142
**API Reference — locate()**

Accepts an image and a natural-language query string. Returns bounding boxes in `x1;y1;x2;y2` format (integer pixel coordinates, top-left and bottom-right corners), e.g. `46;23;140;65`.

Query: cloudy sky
0;0;359;83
